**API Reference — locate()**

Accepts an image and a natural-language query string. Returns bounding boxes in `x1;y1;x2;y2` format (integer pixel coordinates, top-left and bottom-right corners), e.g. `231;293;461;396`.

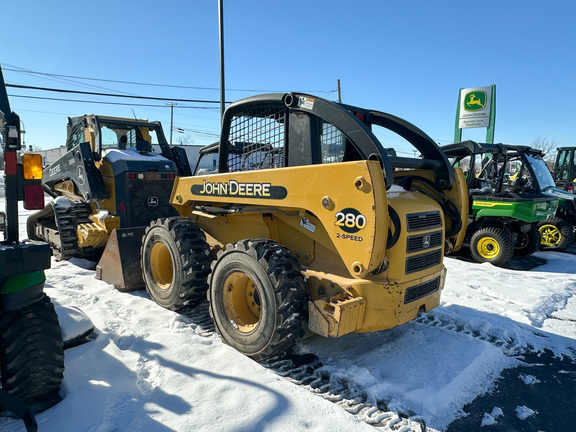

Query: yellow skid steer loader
138;92;468;359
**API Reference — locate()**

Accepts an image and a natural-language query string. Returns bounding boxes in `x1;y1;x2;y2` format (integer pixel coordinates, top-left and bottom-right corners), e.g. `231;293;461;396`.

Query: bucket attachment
96;227;146;292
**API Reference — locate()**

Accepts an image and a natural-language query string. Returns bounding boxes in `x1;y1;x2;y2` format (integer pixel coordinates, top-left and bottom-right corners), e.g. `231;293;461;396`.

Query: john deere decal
192;180;288;199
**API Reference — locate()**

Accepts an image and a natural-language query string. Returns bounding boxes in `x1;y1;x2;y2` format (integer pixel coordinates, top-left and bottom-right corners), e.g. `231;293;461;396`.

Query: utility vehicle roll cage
442;140;552;195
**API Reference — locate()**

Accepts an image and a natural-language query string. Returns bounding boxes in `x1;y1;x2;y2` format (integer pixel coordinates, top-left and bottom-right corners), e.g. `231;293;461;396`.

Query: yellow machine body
171;160;461;337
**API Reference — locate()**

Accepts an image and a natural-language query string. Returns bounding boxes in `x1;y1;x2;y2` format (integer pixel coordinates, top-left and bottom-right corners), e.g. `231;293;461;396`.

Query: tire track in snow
414;310;527;357
178;300;426;431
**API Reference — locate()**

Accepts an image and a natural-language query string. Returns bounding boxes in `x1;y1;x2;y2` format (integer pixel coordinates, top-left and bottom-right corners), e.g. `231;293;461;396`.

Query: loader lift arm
42;141;107;202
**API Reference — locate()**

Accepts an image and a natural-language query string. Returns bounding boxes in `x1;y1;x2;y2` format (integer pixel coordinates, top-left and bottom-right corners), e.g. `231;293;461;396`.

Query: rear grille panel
406;211;442;232
405;249;442;274
404;277;441;304
407;231;443;253
127;178;178;227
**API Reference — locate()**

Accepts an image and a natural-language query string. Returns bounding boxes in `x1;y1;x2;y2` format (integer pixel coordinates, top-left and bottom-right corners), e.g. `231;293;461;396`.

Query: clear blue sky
1;0;575;157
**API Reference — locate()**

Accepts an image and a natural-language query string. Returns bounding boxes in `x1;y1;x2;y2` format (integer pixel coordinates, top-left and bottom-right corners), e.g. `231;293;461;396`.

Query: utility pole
218;0;226;122
337;79;342;103
167;103;177;145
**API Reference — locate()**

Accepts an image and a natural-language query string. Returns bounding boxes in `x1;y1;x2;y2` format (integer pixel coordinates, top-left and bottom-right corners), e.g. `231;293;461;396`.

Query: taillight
22;153;43;179
24;185;45;210
22;153;45;209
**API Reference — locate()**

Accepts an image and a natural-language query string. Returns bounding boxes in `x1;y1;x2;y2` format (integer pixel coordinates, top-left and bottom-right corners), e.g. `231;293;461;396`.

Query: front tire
0;295;64;412
208;239;308;360
141;217;211;310
538;218;574;251
470;227;515;267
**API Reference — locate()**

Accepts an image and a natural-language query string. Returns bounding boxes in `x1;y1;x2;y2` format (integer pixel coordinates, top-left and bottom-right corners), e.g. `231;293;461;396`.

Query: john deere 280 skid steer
139;93;468;360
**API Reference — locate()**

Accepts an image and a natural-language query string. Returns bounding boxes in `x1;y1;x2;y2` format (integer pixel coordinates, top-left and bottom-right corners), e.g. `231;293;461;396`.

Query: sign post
454;84;496;143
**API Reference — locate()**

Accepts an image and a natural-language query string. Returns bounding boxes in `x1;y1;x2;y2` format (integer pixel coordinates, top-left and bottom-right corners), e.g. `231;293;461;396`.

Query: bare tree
175;134;194;146
532;136;558;162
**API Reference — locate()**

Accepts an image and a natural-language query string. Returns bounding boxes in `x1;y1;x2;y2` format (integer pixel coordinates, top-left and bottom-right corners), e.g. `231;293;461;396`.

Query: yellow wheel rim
477;236;500;259
150;242;173;290
223;272;261;333
539;224;561;247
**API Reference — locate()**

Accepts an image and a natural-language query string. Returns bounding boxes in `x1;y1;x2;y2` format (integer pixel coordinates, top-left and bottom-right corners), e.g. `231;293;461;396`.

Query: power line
172;126;220;138
2;64;335;94
10;94;219;109
6;83;225;104
3;63;142;97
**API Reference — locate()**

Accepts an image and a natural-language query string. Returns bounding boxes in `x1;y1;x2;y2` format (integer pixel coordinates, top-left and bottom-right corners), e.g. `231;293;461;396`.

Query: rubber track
54;201;95;261
36;200;95;261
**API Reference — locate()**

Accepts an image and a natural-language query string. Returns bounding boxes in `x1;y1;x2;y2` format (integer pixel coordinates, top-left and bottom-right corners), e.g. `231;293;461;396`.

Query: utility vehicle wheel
208;239;308;360
0;295;64;412
141;217;211;310
538;218;574;251
470;227;515;267
514;225;541;256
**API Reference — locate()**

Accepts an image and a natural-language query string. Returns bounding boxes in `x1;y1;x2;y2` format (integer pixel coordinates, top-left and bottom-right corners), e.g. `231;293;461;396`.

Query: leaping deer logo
466;93;485;109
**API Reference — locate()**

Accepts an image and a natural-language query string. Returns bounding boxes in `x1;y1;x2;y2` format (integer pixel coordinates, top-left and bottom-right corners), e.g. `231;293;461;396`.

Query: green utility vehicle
442;141;558;266
0;65;64;431
499;145;576;251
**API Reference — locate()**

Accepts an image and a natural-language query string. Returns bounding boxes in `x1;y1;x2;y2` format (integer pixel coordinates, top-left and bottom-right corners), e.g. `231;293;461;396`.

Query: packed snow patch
515;405;537;420
1;198;576;431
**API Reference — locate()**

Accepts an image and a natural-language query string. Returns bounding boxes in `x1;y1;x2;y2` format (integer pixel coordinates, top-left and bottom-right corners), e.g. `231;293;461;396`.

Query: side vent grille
406;211;442;232
405;250;442;274
404;277;441;304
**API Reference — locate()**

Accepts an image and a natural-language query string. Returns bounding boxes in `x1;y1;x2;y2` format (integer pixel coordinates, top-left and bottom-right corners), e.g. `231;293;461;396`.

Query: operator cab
193;93;454;192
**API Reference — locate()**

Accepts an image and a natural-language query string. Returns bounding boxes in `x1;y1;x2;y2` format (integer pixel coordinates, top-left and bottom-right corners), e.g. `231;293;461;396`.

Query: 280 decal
334;208;367;234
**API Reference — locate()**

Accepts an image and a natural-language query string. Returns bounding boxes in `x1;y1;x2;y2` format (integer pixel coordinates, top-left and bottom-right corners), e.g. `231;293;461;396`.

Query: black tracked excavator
27;114;192;290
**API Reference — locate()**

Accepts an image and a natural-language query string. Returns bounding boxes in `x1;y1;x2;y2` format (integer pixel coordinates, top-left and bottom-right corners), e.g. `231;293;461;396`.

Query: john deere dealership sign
458;86;492;128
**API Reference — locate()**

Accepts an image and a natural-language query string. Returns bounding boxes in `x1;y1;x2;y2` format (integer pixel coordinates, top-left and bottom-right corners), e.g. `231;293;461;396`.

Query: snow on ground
1;198;576;431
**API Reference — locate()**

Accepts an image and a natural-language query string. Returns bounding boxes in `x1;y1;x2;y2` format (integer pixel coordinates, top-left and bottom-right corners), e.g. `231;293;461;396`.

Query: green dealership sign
454;85;496;143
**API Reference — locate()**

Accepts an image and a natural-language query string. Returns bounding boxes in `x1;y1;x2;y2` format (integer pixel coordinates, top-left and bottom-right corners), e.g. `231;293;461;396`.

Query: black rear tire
208;239;308;360
538;217;574;251
0;295;64;412
470;227;515;267
141;217;211;310
514;224;541;256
